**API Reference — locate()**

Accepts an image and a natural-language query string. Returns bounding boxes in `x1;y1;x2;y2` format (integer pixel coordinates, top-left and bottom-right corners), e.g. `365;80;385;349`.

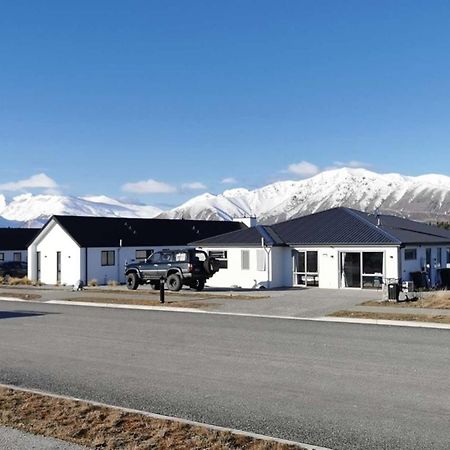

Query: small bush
0;276;4;285
88;279;98;287
107;279;119;287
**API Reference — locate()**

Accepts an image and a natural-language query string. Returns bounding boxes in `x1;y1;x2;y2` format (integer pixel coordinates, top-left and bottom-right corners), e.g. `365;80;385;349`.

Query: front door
36;252;41;282
56;251;61;284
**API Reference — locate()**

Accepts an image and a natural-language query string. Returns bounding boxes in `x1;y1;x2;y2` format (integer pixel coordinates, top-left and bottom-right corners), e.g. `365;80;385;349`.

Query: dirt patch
329;310;450;324
0;291;41;301
0;386;303;450
362;291;450;310
62;297;215;309
86;288;269;301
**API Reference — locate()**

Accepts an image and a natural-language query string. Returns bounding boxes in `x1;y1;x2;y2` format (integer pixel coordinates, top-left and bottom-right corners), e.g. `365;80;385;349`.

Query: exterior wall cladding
199;244;450;289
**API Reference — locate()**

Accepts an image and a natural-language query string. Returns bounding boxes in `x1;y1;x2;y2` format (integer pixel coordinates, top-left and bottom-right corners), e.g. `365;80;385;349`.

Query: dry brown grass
63;296;214;309
0;291;41;300
1;276;33;286
0;387;302;450
87;288;269;301
362;290;450;310
329;310;450;324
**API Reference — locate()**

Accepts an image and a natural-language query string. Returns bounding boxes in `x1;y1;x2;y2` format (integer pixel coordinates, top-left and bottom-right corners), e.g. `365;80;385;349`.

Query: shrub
88;279;98;287
0;276;4;285
107;279;119;287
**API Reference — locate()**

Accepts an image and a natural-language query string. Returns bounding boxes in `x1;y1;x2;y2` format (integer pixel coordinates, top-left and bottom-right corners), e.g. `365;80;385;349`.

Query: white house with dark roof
27;216;246;286
0;228;40;264
192;207;450;289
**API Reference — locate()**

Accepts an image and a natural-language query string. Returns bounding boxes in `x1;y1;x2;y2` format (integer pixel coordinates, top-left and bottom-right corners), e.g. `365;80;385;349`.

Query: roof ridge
343;208;401;244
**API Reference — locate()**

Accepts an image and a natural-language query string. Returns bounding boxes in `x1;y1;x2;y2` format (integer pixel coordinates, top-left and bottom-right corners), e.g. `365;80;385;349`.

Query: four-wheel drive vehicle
125;248;220;291
0;261;28;278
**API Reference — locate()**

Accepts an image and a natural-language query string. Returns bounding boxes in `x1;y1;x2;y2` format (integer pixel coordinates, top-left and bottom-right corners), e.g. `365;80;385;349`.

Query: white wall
0;250;28;263
199;246;288;289
291;246;399;289
28;221;82;285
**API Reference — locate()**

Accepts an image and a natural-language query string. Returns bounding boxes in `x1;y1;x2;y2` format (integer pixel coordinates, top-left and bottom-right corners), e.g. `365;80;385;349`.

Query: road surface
0;300;449;449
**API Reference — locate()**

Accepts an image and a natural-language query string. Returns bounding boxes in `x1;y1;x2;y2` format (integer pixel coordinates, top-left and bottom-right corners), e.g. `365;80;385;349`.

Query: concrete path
0;426;86;450
0;299;449;450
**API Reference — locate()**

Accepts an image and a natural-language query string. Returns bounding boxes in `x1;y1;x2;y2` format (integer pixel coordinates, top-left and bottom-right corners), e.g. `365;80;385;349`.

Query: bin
388;283;400;301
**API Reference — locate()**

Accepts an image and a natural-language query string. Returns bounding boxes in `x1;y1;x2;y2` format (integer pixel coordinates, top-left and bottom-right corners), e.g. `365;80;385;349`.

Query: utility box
388;283;400;301
402;281;414;293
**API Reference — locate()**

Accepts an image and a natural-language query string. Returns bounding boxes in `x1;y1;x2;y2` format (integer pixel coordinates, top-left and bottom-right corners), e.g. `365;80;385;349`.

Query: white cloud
122;179;177;194
329;160;371;169
0;173;59;191
182;182;207;190
221;177;237;184
286;161;319;178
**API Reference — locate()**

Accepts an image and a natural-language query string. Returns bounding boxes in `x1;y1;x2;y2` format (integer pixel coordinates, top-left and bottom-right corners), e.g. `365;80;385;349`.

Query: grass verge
328;310;450;324
0;291;41;301
0;386;303;450
362;291;450;310
85;288;269;301
62;297;214;309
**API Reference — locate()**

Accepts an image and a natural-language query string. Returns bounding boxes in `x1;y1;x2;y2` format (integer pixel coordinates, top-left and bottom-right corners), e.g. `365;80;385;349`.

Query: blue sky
1;1;450;207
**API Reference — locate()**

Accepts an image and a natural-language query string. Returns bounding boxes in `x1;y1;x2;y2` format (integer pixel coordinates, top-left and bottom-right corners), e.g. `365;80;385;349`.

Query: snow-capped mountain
158;168;450;224
1;168;449;228
0;193;162;227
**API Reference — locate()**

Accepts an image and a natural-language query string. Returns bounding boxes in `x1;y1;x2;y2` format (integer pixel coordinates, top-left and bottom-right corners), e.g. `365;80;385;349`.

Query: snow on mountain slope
159;168;450;224
0;194;162;226
1;168;449;228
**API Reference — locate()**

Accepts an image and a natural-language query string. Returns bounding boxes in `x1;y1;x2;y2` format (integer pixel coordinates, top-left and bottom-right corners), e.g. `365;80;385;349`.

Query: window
256;250;266;271
447;248;450;266
13;252;21;262
0;253;4;262
241;250;250;270
437;248;442;267
135;249;153;262
174;252;187;262
404;248;417;260
161;252;173;263
101;250;115;266
209;250;228;269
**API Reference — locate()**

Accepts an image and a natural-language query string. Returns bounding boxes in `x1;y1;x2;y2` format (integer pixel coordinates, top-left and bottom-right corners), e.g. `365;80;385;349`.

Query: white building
0;228;39;264
27;215;246;286
193;208;450;289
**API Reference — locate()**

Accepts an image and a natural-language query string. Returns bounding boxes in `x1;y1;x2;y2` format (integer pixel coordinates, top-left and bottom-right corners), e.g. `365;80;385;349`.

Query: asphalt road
0;300;449;450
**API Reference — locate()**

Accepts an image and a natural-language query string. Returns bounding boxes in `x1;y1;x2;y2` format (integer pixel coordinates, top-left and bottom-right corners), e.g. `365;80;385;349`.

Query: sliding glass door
340;251;384;288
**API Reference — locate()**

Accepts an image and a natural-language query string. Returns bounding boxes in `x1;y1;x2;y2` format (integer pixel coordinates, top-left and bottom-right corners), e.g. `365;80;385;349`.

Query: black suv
125;248;219;291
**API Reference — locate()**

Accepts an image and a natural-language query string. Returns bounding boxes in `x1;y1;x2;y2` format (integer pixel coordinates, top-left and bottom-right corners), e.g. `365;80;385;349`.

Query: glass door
293;251;319;286
341;252;361;288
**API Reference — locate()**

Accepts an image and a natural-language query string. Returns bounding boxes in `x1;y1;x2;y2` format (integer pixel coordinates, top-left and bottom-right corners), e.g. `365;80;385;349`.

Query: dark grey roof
351;210;450;245
192;224;285;247
190;207;450;247
36;216;246;248
0;228;40;251
271;208;400;245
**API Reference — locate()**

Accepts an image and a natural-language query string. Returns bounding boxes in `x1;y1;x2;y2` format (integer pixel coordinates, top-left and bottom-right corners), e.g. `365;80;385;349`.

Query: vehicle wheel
126;273;139;290
166;273;182;291
150;282;160;290
190;279;205;291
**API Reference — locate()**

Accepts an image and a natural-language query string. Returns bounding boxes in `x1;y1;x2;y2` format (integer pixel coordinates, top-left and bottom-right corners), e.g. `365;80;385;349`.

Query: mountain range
1;168;449;228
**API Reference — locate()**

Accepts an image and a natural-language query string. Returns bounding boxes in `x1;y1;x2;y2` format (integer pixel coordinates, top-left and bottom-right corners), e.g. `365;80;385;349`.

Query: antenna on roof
374;207;382;227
